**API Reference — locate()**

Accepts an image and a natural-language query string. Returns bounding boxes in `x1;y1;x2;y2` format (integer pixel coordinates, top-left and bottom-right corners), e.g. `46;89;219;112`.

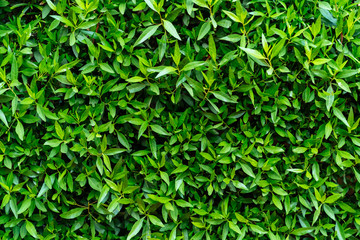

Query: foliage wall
0;0;360;239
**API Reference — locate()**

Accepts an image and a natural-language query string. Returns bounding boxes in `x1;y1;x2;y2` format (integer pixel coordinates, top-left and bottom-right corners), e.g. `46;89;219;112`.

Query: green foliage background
0;0;360;239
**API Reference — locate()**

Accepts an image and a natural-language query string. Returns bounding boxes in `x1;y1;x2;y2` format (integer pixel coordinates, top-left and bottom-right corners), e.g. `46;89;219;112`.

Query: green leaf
144;0;158;12
353;167;360;183
200;152;214;161
240;162;255;178
325;194;342;204
193;0;208;8
264;146;284;154
97;185;110;207
99;63;115;74
325;122;332;139
44;139;62;147
208;34;216;62
223;10;241;22
335;221;346;240
55;121;64;139
293;147;307;154
336;69;358;78
271;38;286;59
171;164;188;174
11;56;18;84
212;91;237;103
148;215;165;227
173;41;181;65
104;148;127;155
163;20;181;40
220;34;242;42
336;79;351;93
0;110;8;127
50;15;74;27
60;208;84;219
126;217;144;240
46;0;56;10
323;204;336;220
26;221;38;238
150;124;171;136
138;121;149;139
78;20;100;29
240;47;266;60
182;61;206;71
15;121;24;141
249;224;267;234
272;194;283;210
197;21;211;41
169;226;177;240
134;25;160;46
88;175;102;190
333;107;350;127
229;222;241;234
155;66;177;78
291;227;314;236
272;186;288;196
312;58;331;65
17;198;32;214
117;132;130;150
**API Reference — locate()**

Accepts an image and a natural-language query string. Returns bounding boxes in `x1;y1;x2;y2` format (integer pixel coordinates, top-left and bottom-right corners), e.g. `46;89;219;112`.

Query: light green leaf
293;147;307;154
163;20;181;40
337;69;358;78
323;204;336;220
156;66;177;78
240;162;255;178
182;61;206;71
97;185;110;207
223;10;241;22
333;107;350;127
229;222;241;234
264;146;284;154
272;186;288;196
291;227;314;236
26;221;38;238
325;122;332;139
212;91;237;103
127;217;144;240
15;120;24;141
50;15;74;27
197;21;211;41
209;34;216;62
44;139;62;147
312;58;331;65
335;221;346;240
78;20;100;29
150;124;171;136
354;167;360;183
0;110;8;127
192;0;208;8
99;63;115;74
249;224;267;234
60;208;85;219
336;79;351;93
104;148;127;155
144;0;158;12
17;198;32;214
134;25;160;46
325;194;342;204
271;38;286;59
148;215;165;227
240;47;266;60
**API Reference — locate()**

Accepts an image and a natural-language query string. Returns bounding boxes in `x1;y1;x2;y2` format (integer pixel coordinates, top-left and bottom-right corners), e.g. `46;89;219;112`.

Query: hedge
0;0;360;239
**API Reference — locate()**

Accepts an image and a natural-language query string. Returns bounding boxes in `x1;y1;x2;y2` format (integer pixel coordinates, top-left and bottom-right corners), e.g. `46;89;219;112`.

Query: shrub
0;0;360;239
